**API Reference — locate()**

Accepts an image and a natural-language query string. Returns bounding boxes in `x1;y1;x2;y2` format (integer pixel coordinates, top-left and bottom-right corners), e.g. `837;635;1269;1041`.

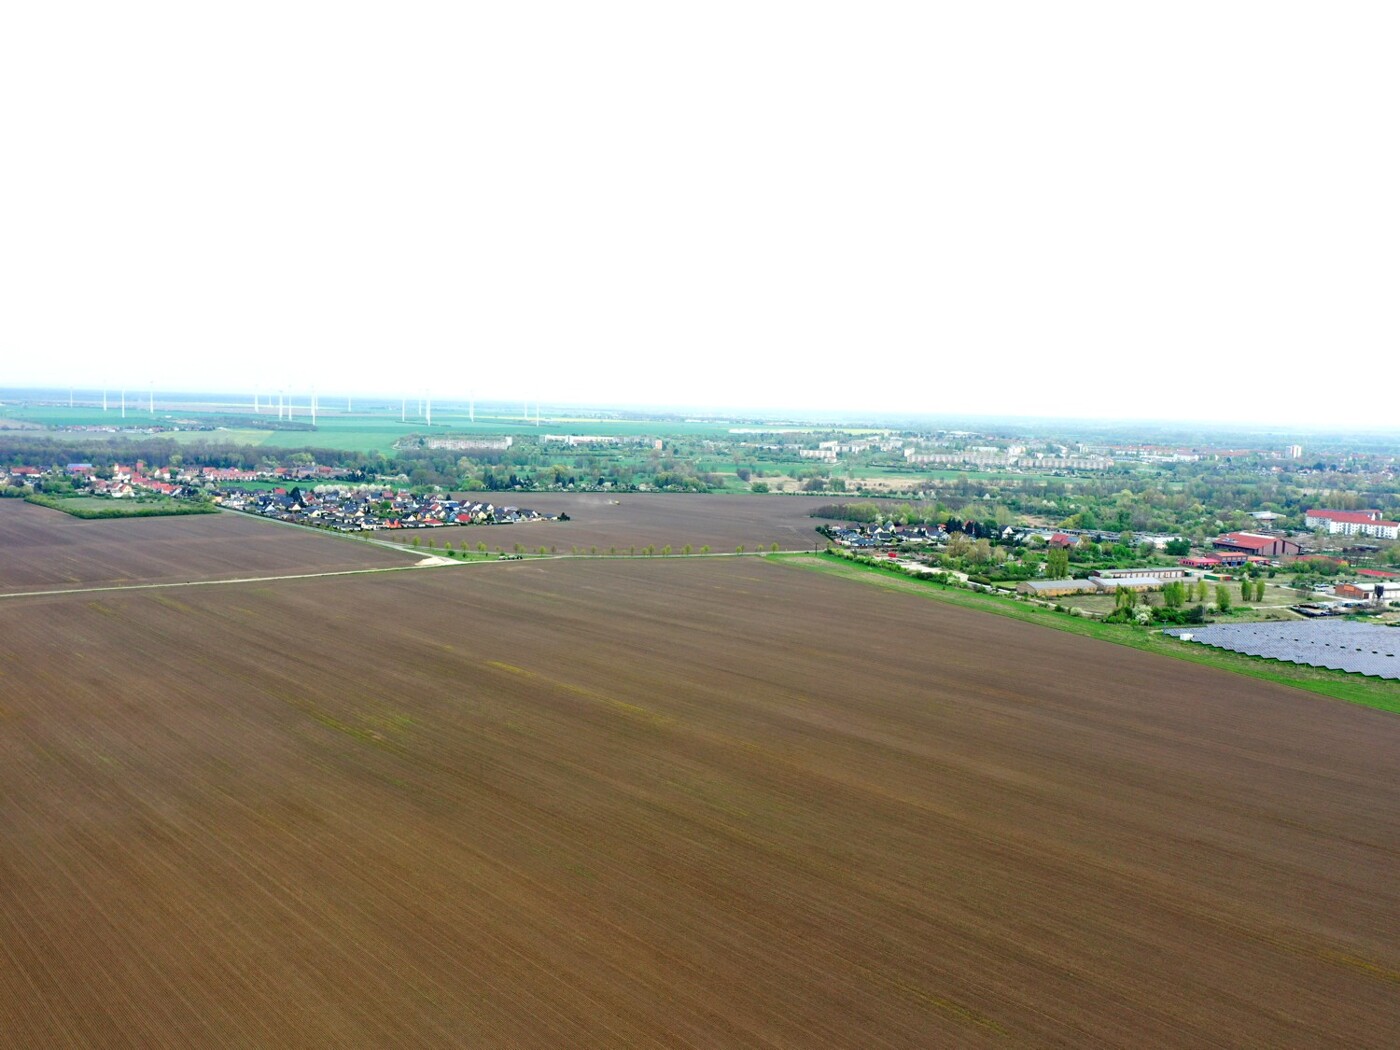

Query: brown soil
0;555;1396;1046
439;491;828;552
0;500;410;591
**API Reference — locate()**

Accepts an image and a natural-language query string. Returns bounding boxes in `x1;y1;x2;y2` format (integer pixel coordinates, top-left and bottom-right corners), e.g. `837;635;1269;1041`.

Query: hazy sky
2;3;1396;424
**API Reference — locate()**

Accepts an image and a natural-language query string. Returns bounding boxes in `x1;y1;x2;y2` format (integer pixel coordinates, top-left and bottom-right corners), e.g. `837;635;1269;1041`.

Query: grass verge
771;553;1400;715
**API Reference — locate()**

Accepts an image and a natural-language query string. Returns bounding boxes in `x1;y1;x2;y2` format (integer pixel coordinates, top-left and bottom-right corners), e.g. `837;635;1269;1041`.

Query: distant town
1;392;1397;628
2;461;559;532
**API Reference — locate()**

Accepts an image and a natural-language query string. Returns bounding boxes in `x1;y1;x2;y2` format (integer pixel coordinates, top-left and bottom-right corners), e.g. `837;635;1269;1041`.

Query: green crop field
1;406;156;427
26;494;213;518
0;400;763;453
211;480;288;492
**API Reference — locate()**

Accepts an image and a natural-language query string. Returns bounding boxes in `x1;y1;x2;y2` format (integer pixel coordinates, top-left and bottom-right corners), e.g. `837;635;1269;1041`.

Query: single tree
1216;584;1231;613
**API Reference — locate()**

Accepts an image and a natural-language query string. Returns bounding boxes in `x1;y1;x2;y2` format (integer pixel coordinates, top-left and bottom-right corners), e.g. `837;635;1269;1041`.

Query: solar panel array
1165;621;1400;679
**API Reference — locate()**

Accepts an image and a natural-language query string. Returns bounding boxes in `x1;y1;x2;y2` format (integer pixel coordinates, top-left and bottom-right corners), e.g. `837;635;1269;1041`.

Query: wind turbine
121;389;126;419
148;383;154;415
102;389;108;412
425;391;431;427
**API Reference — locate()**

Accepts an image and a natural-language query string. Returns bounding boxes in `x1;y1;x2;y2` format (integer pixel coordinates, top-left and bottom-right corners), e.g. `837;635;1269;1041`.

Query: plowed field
0;500;410;591
442;492;826;552
1;557;1396;1046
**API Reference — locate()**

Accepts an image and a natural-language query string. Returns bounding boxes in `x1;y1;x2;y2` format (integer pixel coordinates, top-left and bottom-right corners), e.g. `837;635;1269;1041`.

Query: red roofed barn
1211;532;1302;558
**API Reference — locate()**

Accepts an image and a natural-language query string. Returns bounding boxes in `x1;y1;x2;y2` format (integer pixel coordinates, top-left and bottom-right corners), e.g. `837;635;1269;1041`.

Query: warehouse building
1090;576;1163;592
1212;532;1303;558
1016;579;1096;597
1095;566;1190;580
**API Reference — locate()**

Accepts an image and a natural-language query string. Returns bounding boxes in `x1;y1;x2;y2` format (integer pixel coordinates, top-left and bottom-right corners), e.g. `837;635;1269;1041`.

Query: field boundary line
0;560;458;600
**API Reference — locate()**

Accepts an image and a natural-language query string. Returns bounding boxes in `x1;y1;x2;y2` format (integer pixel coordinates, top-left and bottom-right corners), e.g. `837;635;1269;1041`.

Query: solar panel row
1166;621;1400;679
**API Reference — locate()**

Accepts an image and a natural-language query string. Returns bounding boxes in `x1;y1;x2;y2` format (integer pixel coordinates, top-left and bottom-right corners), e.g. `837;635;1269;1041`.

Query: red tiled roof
1215;532;1277;550
1356;568;1398;578
1306;509;1395;525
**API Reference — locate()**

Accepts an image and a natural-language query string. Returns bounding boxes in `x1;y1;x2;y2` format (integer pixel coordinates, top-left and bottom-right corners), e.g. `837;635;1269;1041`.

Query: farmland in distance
1;556;1397;1046
409;491;827;552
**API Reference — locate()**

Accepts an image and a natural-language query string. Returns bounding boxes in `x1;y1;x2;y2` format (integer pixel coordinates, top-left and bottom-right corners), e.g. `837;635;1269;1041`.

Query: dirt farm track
1;523;1398;1044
